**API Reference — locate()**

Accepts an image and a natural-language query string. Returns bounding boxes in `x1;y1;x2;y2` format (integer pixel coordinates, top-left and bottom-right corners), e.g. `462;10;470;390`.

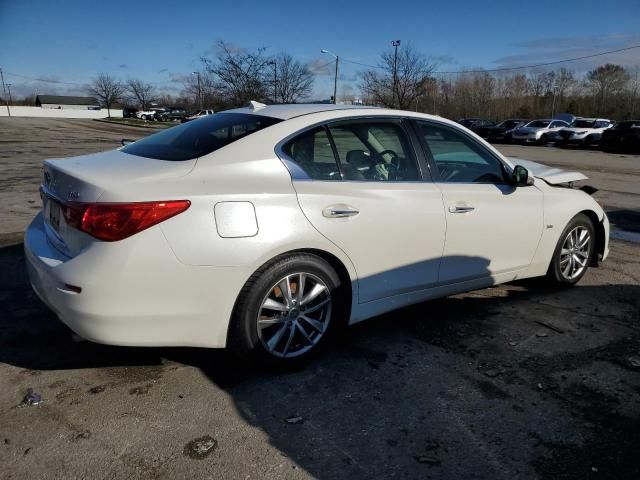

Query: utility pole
192;72;202;109
0;68;10;117
391;40;401;108
333;55;338;104
321;49;339;104
6;84;12;107
268;60;277;103
550;83;559;119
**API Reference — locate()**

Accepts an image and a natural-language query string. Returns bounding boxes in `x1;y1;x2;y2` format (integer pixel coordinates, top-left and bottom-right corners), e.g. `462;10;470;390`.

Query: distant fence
0;106;123;118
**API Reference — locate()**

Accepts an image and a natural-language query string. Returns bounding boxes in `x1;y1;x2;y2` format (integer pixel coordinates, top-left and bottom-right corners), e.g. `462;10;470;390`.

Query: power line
340;44;640;74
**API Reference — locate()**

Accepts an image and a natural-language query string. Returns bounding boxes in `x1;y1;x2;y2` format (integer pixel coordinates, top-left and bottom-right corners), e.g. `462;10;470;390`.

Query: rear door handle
448;205;475;213
323;205;360;218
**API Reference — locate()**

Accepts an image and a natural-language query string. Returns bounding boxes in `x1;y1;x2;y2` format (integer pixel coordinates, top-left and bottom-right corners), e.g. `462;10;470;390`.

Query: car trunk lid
41;149;195;257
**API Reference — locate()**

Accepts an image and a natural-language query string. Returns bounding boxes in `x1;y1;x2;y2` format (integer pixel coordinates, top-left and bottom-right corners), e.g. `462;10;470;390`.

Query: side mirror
121;138;135;146
512;165;534;186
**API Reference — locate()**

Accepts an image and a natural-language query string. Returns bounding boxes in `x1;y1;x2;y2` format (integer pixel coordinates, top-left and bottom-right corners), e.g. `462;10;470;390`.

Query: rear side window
329;122;420;181
281;127;341;180
122;113;281;161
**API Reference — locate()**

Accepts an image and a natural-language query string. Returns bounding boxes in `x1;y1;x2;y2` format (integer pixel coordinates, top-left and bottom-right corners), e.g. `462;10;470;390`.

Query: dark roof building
36;95;100;109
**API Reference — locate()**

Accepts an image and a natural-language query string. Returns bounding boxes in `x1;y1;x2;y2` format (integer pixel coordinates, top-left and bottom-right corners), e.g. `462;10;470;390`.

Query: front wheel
547;214;595;285
229;253;346;365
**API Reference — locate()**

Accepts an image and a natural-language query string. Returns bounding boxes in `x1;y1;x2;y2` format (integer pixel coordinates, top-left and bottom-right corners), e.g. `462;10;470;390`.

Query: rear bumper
25;213;247;348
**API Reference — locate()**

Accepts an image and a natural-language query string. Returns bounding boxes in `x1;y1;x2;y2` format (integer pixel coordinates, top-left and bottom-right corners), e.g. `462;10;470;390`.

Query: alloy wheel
256;273;332;358
559;226;591;280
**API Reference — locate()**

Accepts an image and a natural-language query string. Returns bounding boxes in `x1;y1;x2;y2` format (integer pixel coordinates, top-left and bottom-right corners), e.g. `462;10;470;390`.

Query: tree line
360;45;639;120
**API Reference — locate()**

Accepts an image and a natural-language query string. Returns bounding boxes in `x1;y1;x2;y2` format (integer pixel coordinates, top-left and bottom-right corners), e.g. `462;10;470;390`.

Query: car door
281;119;446;303
412;119;544;284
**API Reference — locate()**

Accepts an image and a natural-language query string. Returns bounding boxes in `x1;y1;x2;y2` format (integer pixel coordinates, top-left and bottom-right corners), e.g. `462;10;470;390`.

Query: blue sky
1;0;639;99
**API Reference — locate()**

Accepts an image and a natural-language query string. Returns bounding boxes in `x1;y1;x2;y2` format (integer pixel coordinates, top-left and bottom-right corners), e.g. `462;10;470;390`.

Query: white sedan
25;103;610;364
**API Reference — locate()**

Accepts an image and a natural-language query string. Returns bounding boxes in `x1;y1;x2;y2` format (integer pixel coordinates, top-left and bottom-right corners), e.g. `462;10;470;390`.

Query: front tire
229;253;346;365
547;214;595;286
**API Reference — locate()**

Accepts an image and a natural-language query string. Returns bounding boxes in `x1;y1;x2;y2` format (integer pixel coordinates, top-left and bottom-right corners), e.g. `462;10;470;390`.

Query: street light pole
6;84;12;106
391;40;401;108
321;49;339;104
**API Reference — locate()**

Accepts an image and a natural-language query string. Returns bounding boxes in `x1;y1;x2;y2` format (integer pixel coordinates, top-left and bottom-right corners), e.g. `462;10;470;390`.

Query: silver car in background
511;119;569;145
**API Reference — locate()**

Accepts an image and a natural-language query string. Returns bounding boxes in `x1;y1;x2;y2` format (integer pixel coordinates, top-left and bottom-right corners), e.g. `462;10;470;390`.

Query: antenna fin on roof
248;100;266;111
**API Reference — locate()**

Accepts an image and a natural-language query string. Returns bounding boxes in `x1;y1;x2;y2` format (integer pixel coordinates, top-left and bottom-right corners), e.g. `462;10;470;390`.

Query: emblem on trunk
67;191;80;201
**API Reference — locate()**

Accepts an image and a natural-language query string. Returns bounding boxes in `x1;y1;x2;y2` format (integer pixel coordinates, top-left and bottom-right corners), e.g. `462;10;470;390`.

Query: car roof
224;103;379;120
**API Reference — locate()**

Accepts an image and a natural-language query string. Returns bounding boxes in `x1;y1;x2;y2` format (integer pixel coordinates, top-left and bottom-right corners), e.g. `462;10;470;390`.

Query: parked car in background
135;109;163;120
457;118;496;131
511;119;569;145
159;108;187;122
601;120;640;153
554;118;613;147
475;119;528;143
26;103;609;364
123;107;139;119
182;109;215;123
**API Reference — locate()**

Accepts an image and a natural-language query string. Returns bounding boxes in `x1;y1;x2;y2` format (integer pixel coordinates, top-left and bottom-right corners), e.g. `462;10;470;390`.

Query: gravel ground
1;118;639;479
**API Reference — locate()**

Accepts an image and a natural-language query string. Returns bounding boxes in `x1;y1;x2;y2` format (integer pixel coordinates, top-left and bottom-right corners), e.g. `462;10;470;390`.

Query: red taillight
61;200;190;241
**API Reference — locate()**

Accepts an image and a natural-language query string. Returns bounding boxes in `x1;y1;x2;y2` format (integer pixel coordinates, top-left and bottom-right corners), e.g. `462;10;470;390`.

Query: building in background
35;95;100;110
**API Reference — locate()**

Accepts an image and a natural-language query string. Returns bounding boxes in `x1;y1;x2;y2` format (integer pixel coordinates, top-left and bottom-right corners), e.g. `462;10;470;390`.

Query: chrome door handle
448;205;475;213
323;205;360;218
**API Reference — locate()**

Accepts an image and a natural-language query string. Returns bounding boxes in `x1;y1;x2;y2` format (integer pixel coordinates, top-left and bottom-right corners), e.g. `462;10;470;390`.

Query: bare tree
182;71;220;109
587;64;630;114
361;44;439;110
272;53;314;103
201;41;271;107
125;79;155;110
88;73;124;118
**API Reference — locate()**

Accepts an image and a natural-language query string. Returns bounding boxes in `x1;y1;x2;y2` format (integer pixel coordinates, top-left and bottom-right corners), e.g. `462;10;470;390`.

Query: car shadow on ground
2;242;640;479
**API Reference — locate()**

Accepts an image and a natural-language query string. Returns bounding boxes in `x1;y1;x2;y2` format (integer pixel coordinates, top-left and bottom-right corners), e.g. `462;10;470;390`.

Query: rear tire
228;253;347;366
546;213;595;286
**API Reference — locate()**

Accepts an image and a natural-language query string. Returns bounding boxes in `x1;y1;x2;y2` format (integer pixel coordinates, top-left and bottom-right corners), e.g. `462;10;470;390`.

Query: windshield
570;120;596;128
526;120;550;128
122;113;282;161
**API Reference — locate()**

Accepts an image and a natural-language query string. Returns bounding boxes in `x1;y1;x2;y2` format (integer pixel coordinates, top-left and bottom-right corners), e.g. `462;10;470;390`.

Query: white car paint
507;158;588;184
24;104;610;349
555;118;613;145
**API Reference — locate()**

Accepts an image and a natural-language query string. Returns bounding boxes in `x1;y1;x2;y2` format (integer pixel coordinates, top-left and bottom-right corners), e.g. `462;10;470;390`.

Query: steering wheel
377;149;399;161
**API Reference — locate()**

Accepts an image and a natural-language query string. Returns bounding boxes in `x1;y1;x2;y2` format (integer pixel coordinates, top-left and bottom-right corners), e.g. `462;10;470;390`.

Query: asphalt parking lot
1;118;639;479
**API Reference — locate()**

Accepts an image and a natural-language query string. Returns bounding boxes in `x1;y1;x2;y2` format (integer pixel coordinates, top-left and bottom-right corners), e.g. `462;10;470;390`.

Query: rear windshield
122;113;282;161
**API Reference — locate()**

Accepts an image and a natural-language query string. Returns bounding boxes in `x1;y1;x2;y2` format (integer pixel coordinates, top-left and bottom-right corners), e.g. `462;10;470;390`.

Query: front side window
329;122;420;181
415;121;506;184
122;113;281;161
